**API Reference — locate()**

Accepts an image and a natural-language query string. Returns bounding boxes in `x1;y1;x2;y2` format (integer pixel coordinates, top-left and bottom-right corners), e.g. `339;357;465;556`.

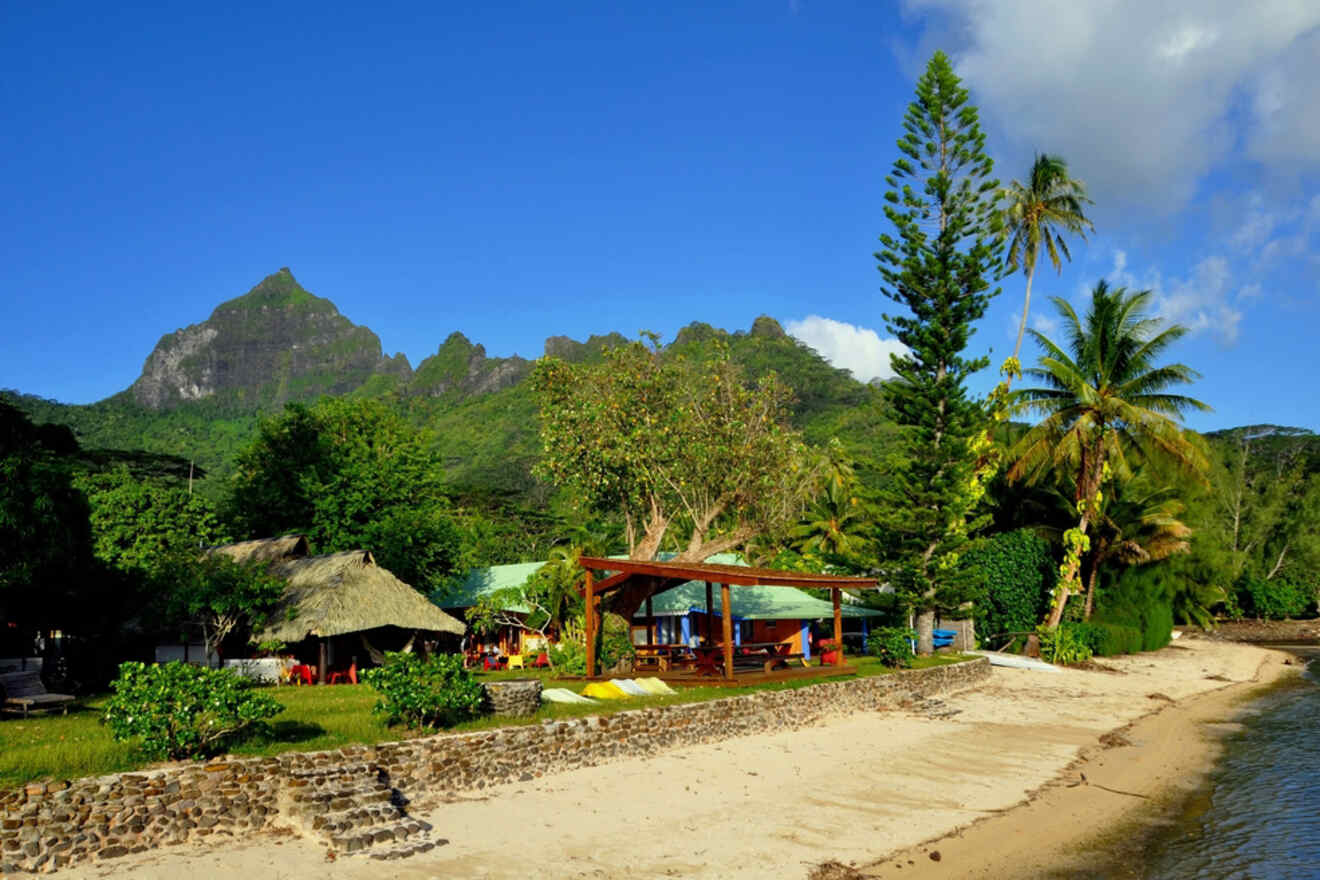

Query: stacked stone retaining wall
1;657;989;873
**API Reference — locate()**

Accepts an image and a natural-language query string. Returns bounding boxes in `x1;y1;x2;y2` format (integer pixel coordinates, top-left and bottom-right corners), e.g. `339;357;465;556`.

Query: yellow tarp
581;681;630;700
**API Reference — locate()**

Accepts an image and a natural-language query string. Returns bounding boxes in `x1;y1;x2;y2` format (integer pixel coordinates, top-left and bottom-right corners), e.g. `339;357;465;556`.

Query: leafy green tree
1000;154;1094;362
159;555;286;663
229;398;461;591
0;400;94;631
1081;476;1191;619
1188;427;1320;593
532;337;814;562
874;51;1004;654
465;546;586;667
1010;282;1209;628
77;467;228;576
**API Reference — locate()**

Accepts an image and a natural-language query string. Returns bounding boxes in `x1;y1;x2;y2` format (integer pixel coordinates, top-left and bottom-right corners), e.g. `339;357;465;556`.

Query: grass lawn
0;654;970;789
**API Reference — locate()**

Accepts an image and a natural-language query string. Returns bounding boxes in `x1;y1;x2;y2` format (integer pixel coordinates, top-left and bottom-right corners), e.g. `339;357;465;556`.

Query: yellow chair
507;654;525;670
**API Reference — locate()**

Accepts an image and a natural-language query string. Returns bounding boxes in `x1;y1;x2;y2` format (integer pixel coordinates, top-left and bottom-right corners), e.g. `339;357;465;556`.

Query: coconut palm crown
1008;281;1209;626
1001;154;1094;362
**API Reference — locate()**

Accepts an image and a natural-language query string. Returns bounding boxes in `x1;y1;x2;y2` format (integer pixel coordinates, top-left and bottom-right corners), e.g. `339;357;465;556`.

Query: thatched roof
256;550;465;642
208;534;309;565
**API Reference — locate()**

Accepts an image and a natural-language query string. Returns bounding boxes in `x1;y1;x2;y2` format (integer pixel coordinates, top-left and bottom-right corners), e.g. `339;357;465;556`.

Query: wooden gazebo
578;557;879;680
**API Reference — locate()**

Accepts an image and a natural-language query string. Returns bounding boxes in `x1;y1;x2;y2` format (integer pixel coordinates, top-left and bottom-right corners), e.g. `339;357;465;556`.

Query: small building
444;554;882;661
210;536;466;682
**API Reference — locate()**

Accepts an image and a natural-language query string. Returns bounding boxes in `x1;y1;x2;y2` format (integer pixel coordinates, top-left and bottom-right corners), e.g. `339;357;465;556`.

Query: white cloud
784;316;909;382
1105;251;1244;346
901;0;1320;213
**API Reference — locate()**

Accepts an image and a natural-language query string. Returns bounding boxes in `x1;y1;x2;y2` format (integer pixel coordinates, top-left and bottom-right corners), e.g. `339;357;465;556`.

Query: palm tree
1001;154;1094;363
1009;281;1210;628
1083;479;1192;619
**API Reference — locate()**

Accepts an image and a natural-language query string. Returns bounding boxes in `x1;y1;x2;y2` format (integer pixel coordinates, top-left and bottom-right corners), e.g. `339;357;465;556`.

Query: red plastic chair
327;662;357;685
531;652;550;669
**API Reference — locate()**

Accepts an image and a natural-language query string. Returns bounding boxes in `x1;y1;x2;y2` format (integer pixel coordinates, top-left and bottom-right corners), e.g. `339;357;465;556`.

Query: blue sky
3;1;1317;432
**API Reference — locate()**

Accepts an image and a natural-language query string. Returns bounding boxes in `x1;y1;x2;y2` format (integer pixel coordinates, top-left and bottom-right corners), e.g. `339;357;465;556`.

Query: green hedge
1093;565;1174;652
1064;621;1143;656
962;529;1057;640
1235;574;1315;620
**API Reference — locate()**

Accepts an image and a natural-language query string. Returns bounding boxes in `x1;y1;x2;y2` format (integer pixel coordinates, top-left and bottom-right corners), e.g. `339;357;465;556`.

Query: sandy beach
50;638;1295;880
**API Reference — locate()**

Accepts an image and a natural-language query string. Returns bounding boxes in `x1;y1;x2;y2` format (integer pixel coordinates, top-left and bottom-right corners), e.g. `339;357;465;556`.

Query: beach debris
1099;730;1132;748
807;860;865;879
1146;692;1174;702
929;850;942;861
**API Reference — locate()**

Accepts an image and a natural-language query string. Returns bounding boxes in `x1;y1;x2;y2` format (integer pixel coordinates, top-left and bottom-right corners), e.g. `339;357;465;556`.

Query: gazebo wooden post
705;581;714;644
645;595;654;645
720;582;734;680
832;588;843;666
318;638;327;684
584;569;596;679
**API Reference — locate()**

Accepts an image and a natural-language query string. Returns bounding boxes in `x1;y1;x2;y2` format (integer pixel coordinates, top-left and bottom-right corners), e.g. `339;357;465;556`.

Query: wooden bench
0;671;76;718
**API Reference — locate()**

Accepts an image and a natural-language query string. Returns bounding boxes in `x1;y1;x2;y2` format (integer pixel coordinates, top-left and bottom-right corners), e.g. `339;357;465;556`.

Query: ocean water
1142;652;1320;880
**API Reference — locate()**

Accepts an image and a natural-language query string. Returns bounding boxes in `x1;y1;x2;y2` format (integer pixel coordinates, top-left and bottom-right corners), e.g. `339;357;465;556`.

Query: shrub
962;530;1057;640
548;639;587;675
103;661;281;760
1235;575;1314;620
1036;624;1092;665
1094;565;1175;652
1064;621;1142;657
361;652;485;730
866;627;915;668
598;612;636;672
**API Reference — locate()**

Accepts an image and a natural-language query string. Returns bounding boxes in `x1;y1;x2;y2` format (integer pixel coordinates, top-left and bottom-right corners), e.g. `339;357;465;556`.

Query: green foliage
533;336;813;561
1235;574;1316;620
1093;565;1175;652
1035;623;1092;665
103;661;281;760
962;529;1057;639
466;547;585;651
361;652;485;730
598;613;636;673
0;399;95;630
230;398;461;590
1064;621;1142;656
873;51;1003;651
548;639;587;676
158;555;287;658
866;627;915;668
77;467;228;576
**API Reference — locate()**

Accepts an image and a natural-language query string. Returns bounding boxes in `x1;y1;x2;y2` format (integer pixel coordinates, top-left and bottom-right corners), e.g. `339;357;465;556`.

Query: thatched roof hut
208;534;309;565
255;550;465;643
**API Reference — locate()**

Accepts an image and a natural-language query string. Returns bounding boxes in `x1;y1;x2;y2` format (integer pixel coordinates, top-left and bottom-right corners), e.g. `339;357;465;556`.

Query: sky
3;1;1317;433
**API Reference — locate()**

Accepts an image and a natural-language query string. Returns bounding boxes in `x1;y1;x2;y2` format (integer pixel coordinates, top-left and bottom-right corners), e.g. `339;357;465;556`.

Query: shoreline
838;641;1303;880
44;638;1295;880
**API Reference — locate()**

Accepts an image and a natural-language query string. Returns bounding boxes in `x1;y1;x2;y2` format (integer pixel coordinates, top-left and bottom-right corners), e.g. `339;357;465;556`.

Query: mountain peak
130;270;389;411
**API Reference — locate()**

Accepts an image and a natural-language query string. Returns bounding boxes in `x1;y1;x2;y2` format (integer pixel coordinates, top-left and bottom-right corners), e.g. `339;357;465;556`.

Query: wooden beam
832;588;843;666
705;581;714;644
645;596;654;645
577;556;878;589
318;638;327;685
720;582;734;680
584;569;596;679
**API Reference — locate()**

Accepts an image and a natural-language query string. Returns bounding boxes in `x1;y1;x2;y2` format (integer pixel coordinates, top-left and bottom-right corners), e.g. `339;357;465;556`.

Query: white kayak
970;650;1062;672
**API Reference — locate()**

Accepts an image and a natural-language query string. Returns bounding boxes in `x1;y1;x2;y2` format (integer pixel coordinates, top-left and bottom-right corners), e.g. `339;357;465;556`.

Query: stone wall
1;658;988;874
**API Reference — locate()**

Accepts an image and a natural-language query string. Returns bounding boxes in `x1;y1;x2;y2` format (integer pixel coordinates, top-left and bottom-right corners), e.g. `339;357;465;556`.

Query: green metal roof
433;560;543;614
645;580;881;620
439;552;880;621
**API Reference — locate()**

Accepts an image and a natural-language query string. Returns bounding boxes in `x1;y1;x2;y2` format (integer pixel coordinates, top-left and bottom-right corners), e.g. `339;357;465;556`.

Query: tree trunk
915;607;936;656
1082;557;1099;621
1046;508;1092;628
1012;266;1036;362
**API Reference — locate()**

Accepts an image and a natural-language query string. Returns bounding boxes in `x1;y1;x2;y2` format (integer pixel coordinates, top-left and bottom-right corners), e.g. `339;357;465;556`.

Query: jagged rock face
130;269;405;410
410;332;530;398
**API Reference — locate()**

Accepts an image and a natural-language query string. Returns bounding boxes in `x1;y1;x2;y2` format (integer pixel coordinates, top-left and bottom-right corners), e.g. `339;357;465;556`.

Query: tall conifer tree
875;52;1003;654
